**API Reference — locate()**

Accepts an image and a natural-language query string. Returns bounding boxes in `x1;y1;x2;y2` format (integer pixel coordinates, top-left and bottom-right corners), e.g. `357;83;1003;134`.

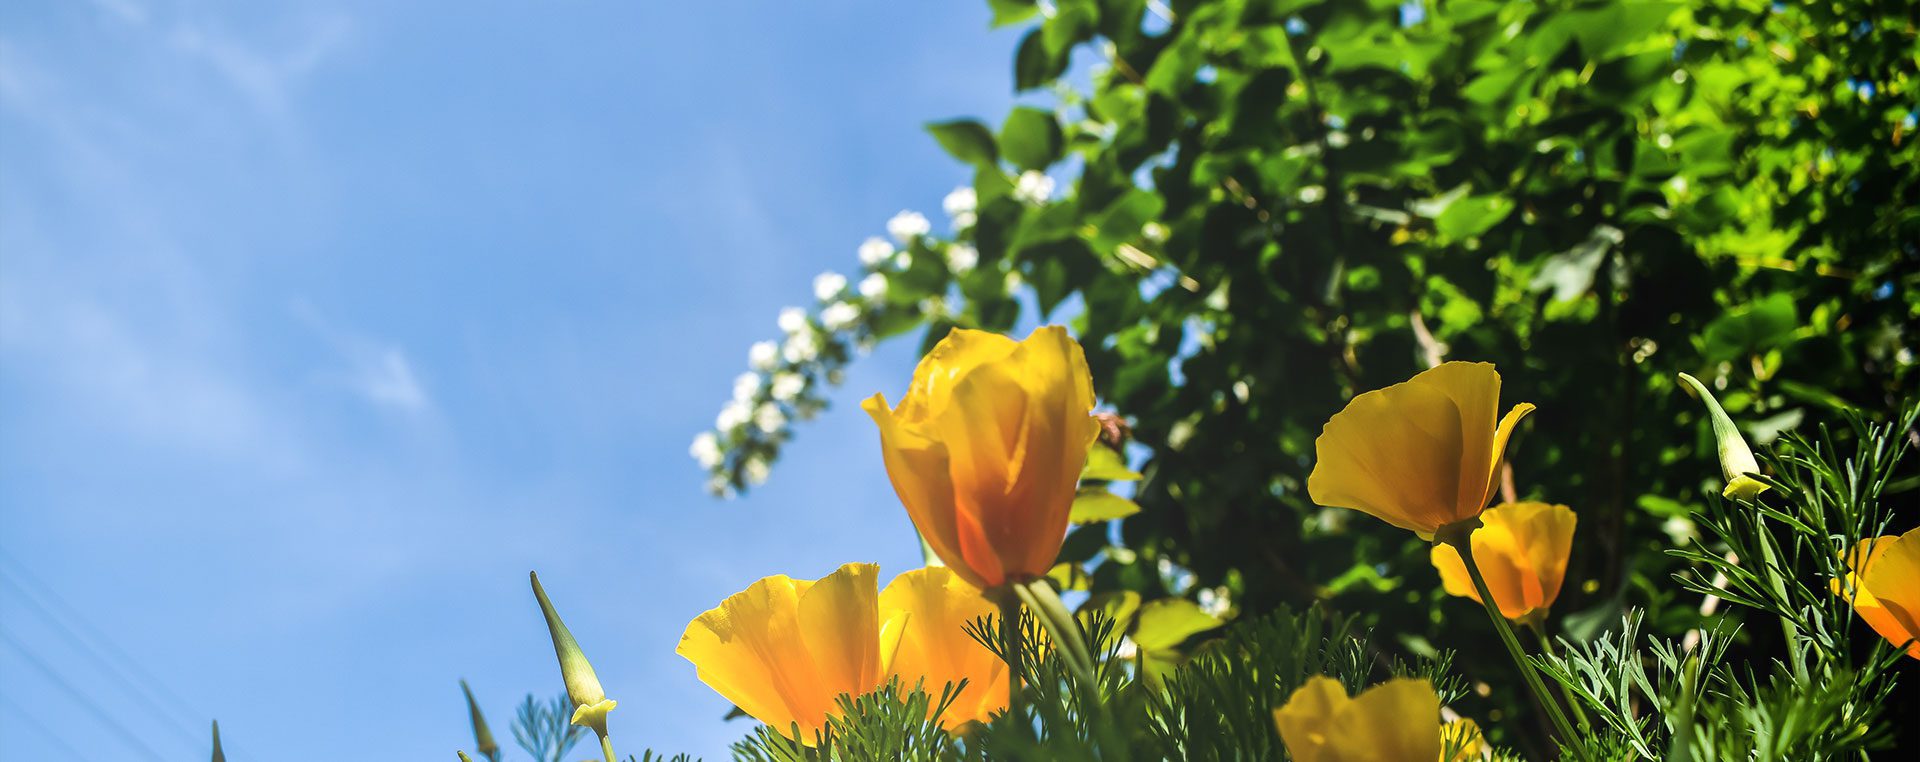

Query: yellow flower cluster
679;326;1094;739
664;330;1917;757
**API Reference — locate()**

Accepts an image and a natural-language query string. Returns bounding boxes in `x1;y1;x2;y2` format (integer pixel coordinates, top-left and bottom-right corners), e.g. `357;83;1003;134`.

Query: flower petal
798;563;884;703
1310;379;1468;534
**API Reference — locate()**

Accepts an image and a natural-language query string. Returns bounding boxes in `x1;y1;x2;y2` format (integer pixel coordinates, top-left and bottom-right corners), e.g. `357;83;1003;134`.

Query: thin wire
0;569;204;749
0;691;100;761
0;626;170;762
0;549;207;730
0;547;244;759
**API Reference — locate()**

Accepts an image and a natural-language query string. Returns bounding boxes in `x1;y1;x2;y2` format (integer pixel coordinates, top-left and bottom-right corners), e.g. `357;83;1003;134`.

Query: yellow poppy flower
1429;502;1577;624
676;563;889;738
1441;718;1490;761
1835;527;1920;660
880;567;1009;728
1273;676;1441;762
864;326;1101;590
1309;362;1535;539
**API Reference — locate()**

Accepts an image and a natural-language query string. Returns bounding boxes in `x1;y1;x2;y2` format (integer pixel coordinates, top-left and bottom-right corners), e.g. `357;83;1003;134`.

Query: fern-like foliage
1538;402;1916;761
512;692;587;762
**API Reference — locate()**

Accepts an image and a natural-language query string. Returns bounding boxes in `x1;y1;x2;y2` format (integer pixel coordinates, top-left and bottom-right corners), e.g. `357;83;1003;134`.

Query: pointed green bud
211;720;225;762
458;753;475;762
530;571;617;735
1677;373;1768;501
459;679;500;758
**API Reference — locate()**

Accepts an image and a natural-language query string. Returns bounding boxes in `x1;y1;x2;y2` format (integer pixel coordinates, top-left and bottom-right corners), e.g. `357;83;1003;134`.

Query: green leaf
1014;29;1066;91
987;0;1040;27
1070;485;1141;523
1699;292;1797;363
1130;598;1222;651
1081;443;1143;481
925;119;998;168
999;107;1063;171
1418;185;1514;242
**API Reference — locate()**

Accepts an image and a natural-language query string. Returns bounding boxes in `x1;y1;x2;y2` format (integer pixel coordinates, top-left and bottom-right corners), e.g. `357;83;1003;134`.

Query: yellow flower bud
1675;373;1768;501
529;572;617;734
1430;502;1577;624
1309;362;1535;539
1834;527;1920;660
1273;676;1443;762
863;326;1100;590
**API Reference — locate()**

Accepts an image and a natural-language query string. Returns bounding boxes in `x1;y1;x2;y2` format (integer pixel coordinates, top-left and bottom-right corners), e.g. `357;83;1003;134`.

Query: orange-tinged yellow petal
1310;380;1469;535
798;563;884;703
1274;676;1442;762
898;329;1021;424
1429;502;1576;621
1310;362;1531;537
678;564;887;740
1840;528;1920;659
881;567;1008;728
868;326;1097;588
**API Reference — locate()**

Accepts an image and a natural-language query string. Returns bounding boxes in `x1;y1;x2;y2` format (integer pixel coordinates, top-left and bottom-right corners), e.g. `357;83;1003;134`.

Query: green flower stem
1527;621;1592;734
1749;509;1811;683
992;590;1025;714
1441;526;1579;744
598;732;617;762
1013;578;1097;688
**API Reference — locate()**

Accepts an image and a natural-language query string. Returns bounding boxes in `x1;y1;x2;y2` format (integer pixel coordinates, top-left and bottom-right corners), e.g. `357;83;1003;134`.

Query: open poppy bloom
1835;527;1920;660
676;563;891;739
863;326;1100;590
1273;676;1442;762
1430;502;1577;625
880;566;1009;728
1308;362;1535;539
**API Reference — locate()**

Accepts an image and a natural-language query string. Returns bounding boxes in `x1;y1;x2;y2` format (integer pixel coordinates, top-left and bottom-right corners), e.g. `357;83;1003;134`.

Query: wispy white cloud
291;301;433;414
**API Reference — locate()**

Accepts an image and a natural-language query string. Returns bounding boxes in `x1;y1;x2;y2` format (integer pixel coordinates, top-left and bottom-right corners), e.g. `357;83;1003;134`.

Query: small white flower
1142;221;1170;243
892;250;913;270
689;432;722;469
943;186;977;217
1003;270;1024;293
732;371;761;402
1114;636;1139;661
859;272;889;300
858;236;894;266
943;186;977;229
748;340;779;371
742;455;771;485
945;243;978;274
782;331;820;363
706;474;735;498
1014;171;1055;204
753;402;786;434
770;372;806;402
821;301;861;331
777;306;808;334
1296;185;1326;203
1197;587;1231;618
813;271;847;301
716;399;751;432
887;210;931;242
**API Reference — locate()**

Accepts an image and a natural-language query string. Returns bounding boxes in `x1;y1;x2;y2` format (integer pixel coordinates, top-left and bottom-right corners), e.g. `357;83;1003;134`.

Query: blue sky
0;1;1025;757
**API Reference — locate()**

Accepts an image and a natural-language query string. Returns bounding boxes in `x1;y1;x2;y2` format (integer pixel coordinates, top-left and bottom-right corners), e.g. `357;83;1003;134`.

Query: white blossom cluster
692;177;1049;496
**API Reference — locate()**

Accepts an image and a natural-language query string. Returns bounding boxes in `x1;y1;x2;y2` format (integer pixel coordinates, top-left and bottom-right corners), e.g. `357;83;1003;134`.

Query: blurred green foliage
719;0;1918;752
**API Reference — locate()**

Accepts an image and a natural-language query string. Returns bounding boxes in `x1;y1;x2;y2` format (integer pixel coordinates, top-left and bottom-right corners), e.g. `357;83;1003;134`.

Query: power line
0;548;208;733
0;568;204;749
0;546;248;759
0;625;170;762
0;691;100;762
